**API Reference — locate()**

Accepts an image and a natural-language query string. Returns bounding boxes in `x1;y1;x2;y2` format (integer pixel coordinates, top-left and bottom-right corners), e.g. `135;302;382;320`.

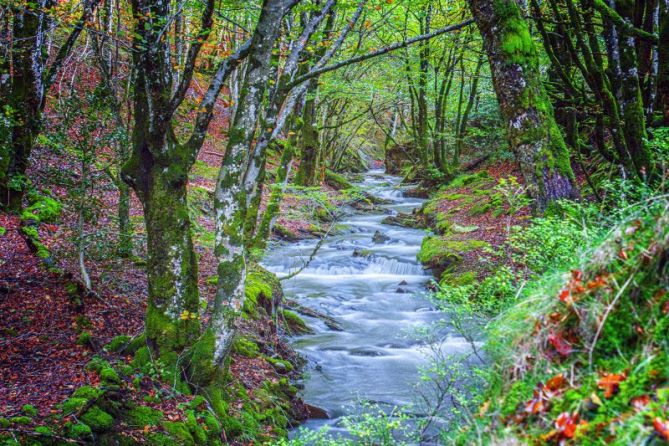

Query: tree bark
469;0;578;211
657;0;669;124
210;0;289;366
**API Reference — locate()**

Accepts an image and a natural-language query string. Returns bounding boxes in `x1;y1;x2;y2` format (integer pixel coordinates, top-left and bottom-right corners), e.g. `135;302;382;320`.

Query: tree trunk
117;180;132;257
211;0;287;365
296;79;321;186
469;0;578;211
615;0;653;177
657;0;669;125
1;2;47;211
122;139;201;371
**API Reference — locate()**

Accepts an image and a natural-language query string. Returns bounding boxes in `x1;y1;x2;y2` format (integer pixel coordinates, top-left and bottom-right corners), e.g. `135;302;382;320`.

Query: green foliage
451;189;669;444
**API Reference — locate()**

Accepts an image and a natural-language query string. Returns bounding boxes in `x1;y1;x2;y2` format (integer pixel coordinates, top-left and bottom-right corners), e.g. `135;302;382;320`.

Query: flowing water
262;170;472;434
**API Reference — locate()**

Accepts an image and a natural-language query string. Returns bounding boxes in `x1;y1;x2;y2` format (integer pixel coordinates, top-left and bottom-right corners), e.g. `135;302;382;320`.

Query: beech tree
469;0;578;210
0;0;99;211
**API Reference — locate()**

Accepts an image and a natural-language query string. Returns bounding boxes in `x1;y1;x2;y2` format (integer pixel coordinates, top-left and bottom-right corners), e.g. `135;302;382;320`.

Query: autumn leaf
630;395;650;411
546;373;566;391
548;332;572;357
597;372;626;398
555;412;581;439
654;418;669;440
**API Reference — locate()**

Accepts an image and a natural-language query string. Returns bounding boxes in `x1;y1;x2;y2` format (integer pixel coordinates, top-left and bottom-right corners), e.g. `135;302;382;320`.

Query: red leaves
654;418;669;440
629;395;650;411
555;412;580;439
597;372;627;399
546;373;566;391
557;270;609;306
548;332;573;357
523;374;567;416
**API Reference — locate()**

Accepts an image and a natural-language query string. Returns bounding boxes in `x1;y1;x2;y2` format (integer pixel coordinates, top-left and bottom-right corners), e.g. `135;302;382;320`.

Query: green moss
104;335;131;352
163;421;195;445
232;336;260;358
188;329;218;386
417;236;489;268
279;309;312;335
71;385;102;402
133;346;151;368
100;367;121;385
0;226;5;236
9;416;31;425
447;172;491;189
220;414;244;438
62;397;88;415
324;170;354;190
21;404;38;417
77;331;92;346
34;426;51;435
469;202;492;217
272;223;299;240
440;271;476;286
67;422;93;439
243;269;273;319
190;160;218;181
265;356;294;373
127;405;164;427
203;412;221;436
21;194;62;224
0;418;9;428
80;406;114;431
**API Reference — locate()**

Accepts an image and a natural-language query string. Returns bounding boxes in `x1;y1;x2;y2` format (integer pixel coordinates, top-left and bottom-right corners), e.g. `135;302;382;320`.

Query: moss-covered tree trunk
613;0;653;176
469;0;578;210
658;0;669;125
1;0;94;211
295;79;321;186
211;0;288;365
253;140;294;250
1;2;47;211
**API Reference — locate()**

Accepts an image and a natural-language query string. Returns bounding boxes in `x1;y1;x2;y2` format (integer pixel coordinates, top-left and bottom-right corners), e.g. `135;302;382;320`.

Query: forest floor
0;140;351;443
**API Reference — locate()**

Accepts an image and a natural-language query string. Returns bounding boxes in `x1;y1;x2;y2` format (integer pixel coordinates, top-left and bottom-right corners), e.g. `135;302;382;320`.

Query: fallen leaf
597;372;626;398
548;332;573;357
630;395;650;411
654;418;669;440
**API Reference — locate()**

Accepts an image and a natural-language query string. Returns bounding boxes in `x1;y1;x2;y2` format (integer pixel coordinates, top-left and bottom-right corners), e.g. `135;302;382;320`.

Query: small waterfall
261;169;458;433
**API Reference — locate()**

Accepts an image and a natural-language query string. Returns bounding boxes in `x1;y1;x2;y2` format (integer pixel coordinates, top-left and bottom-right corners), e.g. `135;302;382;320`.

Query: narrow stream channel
262;170;472;434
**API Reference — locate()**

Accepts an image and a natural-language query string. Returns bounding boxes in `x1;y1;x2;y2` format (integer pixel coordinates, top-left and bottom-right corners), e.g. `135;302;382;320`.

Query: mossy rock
9;416;31;425
62;397;89;415
244;264;280;318
21;404;38;417
440;271;477;287
232;336;260;358
100;367;121;385
272;223;299;241
469;202;492;216
72;385;102;400
381;212;424;229
77;331;92;346
162;421;195;445
67;422;93;439
104;335;132;353
279;309;312;335
447;171;491;189
80;406;114;432
127;405;164;427
324;170;354;190
417;236;489;277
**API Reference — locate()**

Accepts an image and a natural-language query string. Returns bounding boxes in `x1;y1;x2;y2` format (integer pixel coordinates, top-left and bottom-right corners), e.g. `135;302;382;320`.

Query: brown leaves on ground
597;372;627;399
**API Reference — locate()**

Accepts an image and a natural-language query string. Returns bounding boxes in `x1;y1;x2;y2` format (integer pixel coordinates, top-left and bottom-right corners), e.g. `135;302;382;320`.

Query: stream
262;169;473;436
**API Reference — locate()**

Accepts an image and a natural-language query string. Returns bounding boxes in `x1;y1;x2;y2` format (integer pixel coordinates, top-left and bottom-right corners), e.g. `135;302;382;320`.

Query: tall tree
0;0;99;211
469;0;578;210
121;0;251;381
